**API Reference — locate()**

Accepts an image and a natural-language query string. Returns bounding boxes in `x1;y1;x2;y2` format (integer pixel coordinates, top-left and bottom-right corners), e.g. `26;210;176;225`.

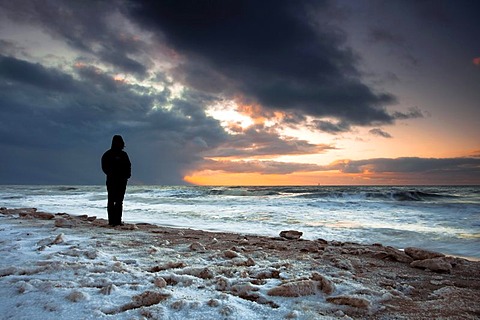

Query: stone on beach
410;257;452;273
66;290;89;302
150;261;186;272
376;246;414;263
33;212;55;220
268;280;318;297
119;290;171;312
279;230;303;240
267;275;333;297
223;249;239;259
55;218;77;228
154;277;167;288
404;247;445;260
311;272;335;295
189;242;206;251
326;296;370;309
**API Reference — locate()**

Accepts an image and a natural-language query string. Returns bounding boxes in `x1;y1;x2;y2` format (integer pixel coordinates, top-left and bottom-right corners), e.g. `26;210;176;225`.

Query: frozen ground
1;208;479;319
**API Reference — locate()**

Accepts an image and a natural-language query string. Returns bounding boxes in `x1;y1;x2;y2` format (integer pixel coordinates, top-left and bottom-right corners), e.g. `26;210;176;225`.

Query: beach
1;207;479;319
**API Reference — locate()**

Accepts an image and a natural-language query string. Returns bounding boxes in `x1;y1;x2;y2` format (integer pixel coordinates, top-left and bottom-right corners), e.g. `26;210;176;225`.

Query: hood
111;135;125;150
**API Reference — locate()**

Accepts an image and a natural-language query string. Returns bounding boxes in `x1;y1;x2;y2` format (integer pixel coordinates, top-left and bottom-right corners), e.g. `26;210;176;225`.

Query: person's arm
101;152;110;176
124;153;131;179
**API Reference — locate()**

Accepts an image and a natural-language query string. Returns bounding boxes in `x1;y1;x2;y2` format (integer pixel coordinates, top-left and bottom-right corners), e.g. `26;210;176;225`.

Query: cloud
126;0;398;126
0;55;227;184
204;124;334;159
197;159;323;175
391;106;424;120
0;55;76;92
311;120;351;134
368;27;405;46
190;156;480;184
327;157;480;175
369;128;392;138
1;0;150;78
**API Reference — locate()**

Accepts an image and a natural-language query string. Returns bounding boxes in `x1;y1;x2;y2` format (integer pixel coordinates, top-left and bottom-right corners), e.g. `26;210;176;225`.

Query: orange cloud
473;57;480;66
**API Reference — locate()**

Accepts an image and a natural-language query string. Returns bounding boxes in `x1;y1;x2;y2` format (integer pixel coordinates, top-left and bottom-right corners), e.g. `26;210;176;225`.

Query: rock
252;269;281;280
382;246;414;263
19;212;34;219
330;257;354;271
279;230;303;240
268;280;317;297
55;218;76;228
33;212;55;220
99;284;117;295
311;272;334;295
215;276;231;291
231;282;258;296
121;290;171;311
37;234;64;247
404;247;445;260
327;296;370;309
154;277;167;288
66;290;89;302
189;242;206;251
207;299;220;307
233;257;256;267
181;267;214;279
410;258;452;273
53;233;65;244
224;250;239;259
150;261;186;272
0;267;17;277
87;216;97;222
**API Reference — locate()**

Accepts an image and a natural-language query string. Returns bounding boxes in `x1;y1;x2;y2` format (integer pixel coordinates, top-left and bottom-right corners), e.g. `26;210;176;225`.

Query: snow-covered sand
1;208;479;319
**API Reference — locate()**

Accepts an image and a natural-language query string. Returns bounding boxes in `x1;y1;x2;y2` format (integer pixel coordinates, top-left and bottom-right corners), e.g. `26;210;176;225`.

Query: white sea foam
1;185;479;258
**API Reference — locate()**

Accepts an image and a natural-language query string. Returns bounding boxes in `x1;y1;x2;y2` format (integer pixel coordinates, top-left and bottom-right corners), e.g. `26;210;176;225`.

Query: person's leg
112;182;127;226
106;183;115;225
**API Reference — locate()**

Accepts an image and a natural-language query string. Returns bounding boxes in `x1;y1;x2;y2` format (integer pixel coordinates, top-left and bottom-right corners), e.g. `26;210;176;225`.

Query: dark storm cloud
368;27;405;46
0;55;226;184
0;55;75;92
126;0;397;126
1;0;149;77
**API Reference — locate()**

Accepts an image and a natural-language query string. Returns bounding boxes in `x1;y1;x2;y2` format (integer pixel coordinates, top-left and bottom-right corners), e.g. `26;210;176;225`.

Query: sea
1;185;479;259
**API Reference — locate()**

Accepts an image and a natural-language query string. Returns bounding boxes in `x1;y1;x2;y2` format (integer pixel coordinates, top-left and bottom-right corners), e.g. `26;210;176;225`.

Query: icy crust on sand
1;208;479;319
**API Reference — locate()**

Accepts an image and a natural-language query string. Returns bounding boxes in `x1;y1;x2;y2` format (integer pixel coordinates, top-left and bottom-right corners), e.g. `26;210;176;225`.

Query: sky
0;0;479;186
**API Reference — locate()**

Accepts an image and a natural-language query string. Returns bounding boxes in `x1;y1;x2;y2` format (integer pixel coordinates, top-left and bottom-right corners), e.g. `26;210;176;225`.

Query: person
101;135;131;226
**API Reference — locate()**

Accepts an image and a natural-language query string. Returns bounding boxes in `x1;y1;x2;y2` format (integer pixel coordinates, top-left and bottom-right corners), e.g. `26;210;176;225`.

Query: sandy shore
1;207;479;319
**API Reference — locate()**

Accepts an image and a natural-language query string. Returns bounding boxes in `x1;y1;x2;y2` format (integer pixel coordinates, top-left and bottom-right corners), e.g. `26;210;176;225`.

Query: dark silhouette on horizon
101;135;131;226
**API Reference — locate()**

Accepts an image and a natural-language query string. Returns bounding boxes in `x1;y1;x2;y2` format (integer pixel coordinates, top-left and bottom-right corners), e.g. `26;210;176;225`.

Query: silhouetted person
102;135;131;226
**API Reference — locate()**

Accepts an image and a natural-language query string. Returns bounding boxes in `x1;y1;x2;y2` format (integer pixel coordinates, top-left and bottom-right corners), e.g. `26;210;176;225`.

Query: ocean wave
208;187;279;197
367;190;454;201
206;186;459;202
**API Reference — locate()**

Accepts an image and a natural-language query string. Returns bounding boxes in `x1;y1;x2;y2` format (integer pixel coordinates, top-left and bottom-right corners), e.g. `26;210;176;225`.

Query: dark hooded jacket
101;135;131;183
